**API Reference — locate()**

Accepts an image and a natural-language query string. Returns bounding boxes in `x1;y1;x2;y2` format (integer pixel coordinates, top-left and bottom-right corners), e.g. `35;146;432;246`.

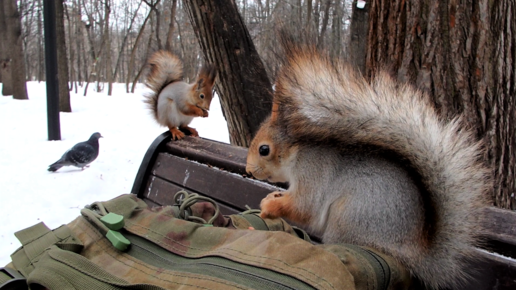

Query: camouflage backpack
1;192;411;290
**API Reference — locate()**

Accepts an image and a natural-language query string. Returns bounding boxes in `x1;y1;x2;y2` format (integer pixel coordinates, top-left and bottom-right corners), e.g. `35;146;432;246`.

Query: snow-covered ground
0;82;229;265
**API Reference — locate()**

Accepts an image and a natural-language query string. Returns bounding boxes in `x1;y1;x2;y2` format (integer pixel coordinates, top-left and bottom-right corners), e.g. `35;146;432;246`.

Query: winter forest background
1;0;516;210
6;0;354;95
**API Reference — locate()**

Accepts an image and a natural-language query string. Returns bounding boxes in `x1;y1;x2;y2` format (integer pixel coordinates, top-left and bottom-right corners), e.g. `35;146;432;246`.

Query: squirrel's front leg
184;104;208;117
260;191;309;224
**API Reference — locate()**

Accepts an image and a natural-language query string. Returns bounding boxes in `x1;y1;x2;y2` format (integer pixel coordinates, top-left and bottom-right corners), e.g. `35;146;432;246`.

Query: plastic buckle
100;212;125;231
99;213;131;251
0;267;27;290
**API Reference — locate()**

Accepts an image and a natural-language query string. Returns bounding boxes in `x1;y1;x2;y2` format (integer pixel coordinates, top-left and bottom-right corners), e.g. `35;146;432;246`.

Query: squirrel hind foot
180;126;200;137
169;127;186;140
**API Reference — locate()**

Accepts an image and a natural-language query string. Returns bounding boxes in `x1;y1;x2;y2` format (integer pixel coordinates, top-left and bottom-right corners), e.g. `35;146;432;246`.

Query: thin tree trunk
4;0;28;100
183;0;273;146
305;0;312;35
143;0;162;50
313;0;321;30
366;0;516;209
330;0;342;58
164;0;178;51
131;25;154;93
83;25;104;96
348;0;369;74
126;7;154;93
75;0;82;86
65;0;75;91
104;0;113;96
0;1;13;96
56;0;70;110
112;1;142;83
317;0;332;48
37;0;44;82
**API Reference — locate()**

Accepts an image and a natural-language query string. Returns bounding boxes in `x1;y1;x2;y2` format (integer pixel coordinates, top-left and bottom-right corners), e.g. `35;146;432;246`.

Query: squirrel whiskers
246;40;489;289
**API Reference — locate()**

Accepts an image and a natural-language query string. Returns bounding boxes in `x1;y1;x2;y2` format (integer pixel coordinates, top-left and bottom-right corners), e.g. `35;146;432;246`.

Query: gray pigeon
48;132;103;172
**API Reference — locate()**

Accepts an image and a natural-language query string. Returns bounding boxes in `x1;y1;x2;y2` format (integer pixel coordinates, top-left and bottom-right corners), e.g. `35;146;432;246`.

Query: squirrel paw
169;127;186;140
260;191;286;219
181;126;200;137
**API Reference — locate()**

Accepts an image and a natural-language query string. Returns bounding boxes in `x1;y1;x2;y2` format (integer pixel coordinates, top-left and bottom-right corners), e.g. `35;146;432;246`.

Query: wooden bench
131;132;516;290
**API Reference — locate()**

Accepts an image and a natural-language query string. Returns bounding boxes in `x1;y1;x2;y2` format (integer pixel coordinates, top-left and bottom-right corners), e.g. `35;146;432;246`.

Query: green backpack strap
10;222;83;278
0;267;27;290
343;244;391;290
25;246;168;290
230;210;312;242
319;244;411;290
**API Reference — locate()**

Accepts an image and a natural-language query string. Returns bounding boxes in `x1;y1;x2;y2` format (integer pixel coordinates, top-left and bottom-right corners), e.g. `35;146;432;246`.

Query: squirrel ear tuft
271;102;279;122
198;64;217;88
196;78;206;91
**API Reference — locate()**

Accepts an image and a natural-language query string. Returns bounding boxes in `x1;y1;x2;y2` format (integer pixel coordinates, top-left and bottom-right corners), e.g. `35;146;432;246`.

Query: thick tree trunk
366;0;516;209
56;0;70;111
4;0;28;100
0;2;13;96
183;0;273;146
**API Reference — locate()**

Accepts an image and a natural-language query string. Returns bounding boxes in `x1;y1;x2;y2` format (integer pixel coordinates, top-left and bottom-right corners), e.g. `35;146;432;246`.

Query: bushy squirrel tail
144;50;184;121
274;38;490;289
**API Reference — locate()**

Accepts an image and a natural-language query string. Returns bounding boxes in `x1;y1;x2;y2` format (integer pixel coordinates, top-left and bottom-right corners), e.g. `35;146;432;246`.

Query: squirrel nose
245;167;253;177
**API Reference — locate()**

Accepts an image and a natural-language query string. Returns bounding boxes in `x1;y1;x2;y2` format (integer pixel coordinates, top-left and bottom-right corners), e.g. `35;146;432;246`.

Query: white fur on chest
156;82;194;128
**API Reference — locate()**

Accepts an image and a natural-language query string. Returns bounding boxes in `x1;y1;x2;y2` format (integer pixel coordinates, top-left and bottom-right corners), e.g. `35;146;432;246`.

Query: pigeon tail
48;158;68;172
48;163;63;172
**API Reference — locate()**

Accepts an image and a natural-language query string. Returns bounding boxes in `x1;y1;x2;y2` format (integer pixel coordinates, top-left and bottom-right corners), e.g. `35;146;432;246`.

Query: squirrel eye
259;145;270;156
199;93;205;99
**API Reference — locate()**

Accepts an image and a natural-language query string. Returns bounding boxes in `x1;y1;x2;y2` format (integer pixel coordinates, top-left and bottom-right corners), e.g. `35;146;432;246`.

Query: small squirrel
246;40;490;289
144;50;217;140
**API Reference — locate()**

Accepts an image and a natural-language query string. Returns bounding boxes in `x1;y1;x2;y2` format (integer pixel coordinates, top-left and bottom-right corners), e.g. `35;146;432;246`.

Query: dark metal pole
43;0;61;140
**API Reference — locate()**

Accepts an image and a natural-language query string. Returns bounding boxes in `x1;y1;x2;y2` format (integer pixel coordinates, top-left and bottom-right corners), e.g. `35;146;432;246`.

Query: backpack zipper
124;232;315;290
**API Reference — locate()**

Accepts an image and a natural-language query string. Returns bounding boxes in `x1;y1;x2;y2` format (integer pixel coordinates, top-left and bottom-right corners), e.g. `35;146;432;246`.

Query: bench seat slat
150;152;277;211
143;175;241;215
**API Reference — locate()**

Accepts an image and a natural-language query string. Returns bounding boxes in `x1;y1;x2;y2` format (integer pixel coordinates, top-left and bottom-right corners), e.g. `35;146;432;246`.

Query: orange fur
168;126;185;140
260;192;310;224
